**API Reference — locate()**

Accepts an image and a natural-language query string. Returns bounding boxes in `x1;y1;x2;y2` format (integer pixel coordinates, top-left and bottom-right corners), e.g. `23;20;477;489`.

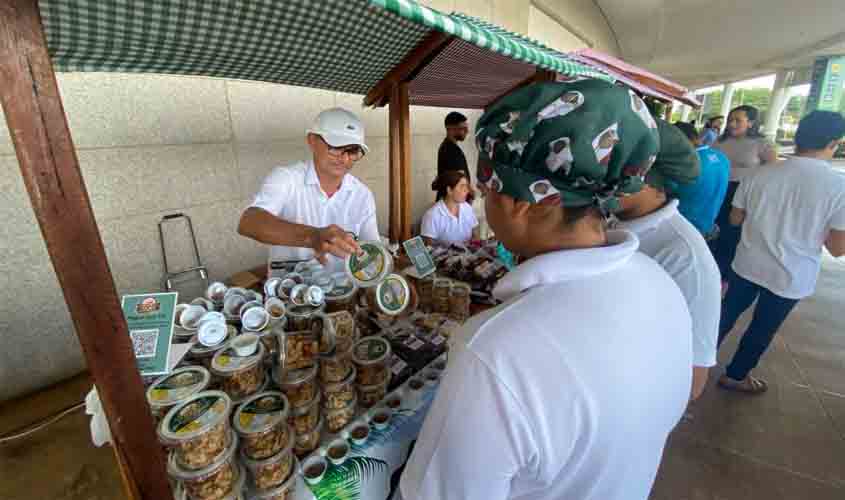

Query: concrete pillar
680;105;692;122
764;69;794;141
719;83;736;126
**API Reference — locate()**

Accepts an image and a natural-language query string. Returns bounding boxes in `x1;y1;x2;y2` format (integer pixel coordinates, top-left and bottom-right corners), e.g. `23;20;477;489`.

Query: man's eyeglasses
320;137;365;162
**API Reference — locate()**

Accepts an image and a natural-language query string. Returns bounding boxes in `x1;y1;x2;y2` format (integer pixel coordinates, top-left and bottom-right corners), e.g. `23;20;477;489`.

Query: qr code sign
130;329;159;358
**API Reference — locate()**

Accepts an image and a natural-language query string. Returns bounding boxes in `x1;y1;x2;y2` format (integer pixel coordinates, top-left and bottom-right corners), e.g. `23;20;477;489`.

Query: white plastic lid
179;305;207;331
242;307;270;332
345;241;392;288
198;319;228;347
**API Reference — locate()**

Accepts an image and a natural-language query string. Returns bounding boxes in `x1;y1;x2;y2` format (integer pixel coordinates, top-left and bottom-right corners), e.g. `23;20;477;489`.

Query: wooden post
0;2;171;499
388;83;413;243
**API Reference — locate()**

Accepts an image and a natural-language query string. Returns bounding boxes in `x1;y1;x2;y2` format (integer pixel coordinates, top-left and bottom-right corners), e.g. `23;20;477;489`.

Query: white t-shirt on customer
398;230;692;500
420;200;478;244
617;199;721;367
732;156;845;299
249;160;379;272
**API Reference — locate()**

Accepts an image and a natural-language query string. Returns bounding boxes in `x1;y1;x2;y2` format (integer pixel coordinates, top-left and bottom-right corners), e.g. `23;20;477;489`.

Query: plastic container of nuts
233;391;291;460
159;390;233;470
324;310;356;353
322;365;356;410
285;305;323;332
352;336;392;386
294;415;324;458
240;430;294;491
168;430;239;500
448;282;471;322
366;274;412;317
146;366;211;426
324;392;357;433
189;325;237;370
345;241;394;288
246;459;298;500
324;277;359;315
274;364;318;409
287;391;320;436
433;278;452;314
211;341;266;401
357;370;391;409
319;340;355;384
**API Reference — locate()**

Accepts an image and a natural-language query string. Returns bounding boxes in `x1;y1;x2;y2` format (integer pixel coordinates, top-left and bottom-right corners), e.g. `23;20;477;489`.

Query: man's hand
311;225;361;264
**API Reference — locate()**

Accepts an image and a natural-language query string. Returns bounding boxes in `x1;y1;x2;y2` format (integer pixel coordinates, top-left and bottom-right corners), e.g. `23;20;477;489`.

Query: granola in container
233;391;291;460
275;364;318;408
293;415;324;458
275;329;320;371
352;337;391;386
311;312;336;356
147;366;211;426
324;392;357;433
449;282;471;322
324;277;358;315
285;304;322;332
433;278;452;314
324;311;356;352
319;340;355;384
286;390;321;436
246;459;298;500
211;342;266;402
322;365;356;410
357;370;390;409
240;429;294;491
417;275;435;312
168;430;239;500
159;391;233;470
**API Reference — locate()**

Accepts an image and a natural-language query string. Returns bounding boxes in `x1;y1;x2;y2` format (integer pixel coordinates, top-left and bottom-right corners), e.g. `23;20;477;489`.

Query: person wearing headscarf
615;118;721;401
396;80;692;500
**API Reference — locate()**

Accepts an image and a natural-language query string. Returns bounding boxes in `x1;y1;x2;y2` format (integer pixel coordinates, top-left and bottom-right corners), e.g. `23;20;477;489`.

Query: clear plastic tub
233;391;291;460
293;415;324;458
159;391;233;470
168;430;239;500
275;364;318;409
276;328;319;371
285;305;322;332
325;311;356;352
189;326;237;369
433;278;452;314
345;241;393;288
357;371;391;409
319;342;354;384
211;341;266;401
287;391;320;436
147;366;211;426
325;393;357;433
449;282;471;322
352;337;391;386
324;278;358;315
367;274;411;316
240;430;294;491
246;459;298;500
322;365;356;410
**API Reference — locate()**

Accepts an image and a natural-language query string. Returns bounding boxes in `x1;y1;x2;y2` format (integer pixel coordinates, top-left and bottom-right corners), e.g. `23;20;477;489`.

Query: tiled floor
2;257;844;499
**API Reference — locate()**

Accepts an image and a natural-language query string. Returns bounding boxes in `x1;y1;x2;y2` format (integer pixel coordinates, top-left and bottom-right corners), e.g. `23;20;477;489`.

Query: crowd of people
236;79;845;499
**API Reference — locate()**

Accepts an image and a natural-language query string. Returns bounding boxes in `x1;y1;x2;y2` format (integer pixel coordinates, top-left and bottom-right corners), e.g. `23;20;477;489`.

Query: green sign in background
121;292;178;376
805;56;845;114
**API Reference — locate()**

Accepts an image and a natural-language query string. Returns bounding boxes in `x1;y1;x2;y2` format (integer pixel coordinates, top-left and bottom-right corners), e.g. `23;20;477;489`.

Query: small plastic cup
348;421;370;446
370;407;393;430
301;455;327;486
325;437;350;466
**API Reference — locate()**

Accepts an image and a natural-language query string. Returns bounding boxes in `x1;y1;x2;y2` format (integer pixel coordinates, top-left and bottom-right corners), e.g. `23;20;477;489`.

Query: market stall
0;1;621;499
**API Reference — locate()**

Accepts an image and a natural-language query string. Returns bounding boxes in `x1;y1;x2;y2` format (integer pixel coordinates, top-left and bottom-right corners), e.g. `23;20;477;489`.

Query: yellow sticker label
151;389;168;401
239;414;255;427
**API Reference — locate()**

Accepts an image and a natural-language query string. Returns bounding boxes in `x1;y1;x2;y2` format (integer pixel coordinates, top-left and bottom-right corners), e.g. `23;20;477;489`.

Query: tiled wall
0;0;613;400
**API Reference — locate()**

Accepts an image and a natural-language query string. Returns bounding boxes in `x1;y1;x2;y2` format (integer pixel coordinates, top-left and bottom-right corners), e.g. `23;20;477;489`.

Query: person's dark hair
674;121;699;143
705;115;724;128
433;170;468;201
795;111;845;152
719;105;764;142
444;112;468;127
562;205;602;228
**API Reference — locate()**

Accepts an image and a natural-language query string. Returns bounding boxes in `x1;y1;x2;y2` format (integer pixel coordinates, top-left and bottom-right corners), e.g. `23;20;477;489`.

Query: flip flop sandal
718;375;768;394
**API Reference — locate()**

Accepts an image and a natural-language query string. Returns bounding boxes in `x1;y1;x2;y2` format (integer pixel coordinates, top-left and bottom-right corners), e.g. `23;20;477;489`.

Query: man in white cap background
238;107;379;274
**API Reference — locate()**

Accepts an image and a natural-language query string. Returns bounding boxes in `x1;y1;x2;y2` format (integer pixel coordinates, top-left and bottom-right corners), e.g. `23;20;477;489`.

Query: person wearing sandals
718;111;845;394
396;80;692;500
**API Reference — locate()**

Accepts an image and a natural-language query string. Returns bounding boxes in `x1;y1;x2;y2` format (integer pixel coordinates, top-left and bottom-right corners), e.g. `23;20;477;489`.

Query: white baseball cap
307;107;369;154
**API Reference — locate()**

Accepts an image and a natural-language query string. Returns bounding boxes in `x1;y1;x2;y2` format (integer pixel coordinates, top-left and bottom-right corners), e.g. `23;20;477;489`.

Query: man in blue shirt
672;122;730;238
700;115;724;146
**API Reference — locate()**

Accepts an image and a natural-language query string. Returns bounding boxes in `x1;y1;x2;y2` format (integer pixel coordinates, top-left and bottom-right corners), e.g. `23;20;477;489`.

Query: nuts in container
276;328;319;371
448;282;472;322
233;391;291;460
417;275;435;312
352;337;392;386
319;340;355;384
146;366;211;426
311;313;336;356
168;430;239;500
325;311;356;352
211;341;266;401
322;365;356;410
287;391;320;436
294;415;324;458
240;431;294;491
285;305;322;332
274;364;318;408
366;274;412;317
247;459;298;500
324;392;357;433
357;370;391;409
159;391;233;470
433;278;452;314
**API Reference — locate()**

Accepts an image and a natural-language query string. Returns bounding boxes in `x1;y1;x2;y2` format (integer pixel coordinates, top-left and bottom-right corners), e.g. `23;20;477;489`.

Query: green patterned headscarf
475;79;661;214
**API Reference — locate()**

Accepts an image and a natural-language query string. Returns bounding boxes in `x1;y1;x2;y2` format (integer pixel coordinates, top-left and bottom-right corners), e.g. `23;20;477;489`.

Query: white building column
680;104;692;122
764;69;794;141
719;83;736;126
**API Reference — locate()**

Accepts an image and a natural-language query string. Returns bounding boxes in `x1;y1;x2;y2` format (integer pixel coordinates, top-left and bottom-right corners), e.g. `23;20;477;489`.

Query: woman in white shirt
420;170;479;244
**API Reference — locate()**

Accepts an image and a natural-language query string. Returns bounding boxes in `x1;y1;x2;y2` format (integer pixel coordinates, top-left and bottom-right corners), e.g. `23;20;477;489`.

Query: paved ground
2;256;844;499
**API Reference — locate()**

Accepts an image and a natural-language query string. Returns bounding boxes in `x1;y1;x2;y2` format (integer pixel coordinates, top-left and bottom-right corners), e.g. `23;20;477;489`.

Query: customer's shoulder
266;161;309;181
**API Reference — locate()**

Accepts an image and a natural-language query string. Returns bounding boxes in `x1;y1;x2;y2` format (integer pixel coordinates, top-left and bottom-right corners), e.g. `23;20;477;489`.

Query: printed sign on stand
121;292;178;376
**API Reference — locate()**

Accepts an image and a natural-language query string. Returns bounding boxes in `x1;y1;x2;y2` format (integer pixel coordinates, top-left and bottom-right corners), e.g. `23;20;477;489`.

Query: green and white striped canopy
38;0;611;103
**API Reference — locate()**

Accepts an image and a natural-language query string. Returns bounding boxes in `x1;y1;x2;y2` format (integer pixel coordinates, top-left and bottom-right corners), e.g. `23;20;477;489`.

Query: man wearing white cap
238;107;379;274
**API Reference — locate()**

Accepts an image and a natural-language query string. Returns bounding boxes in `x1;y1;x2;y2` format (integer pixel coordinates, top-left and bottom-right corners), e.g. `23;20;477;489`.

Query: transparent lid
247;457;298;499
233;391;289;436
279;364;318;386
211;341;265;375
159;390;232;443
375;275;410;316
239;425;294;467
346;241;391;286
147;366;211;409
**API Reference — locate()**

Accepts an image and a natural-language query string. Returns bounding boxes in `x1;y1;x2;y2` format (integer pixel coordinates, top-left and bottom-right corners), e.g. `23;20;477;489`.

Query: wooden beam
388;84;402;242
398;82;412;241
0;2;172;499
364;31;453;108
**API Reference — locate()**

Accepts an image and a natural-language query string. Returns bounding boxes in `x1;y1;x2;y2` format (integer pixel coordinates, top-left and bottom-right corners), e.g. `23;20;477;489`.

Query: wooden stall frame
0;1;170;498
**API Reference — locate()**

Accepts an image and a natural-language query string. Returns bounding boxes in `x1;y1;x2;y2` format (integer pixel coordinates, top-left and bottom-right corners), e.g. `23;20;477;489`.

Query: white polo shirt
249;160;379;272
616;199;721;367
420;201;479;244
732;156;845;299
399;230;692;500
